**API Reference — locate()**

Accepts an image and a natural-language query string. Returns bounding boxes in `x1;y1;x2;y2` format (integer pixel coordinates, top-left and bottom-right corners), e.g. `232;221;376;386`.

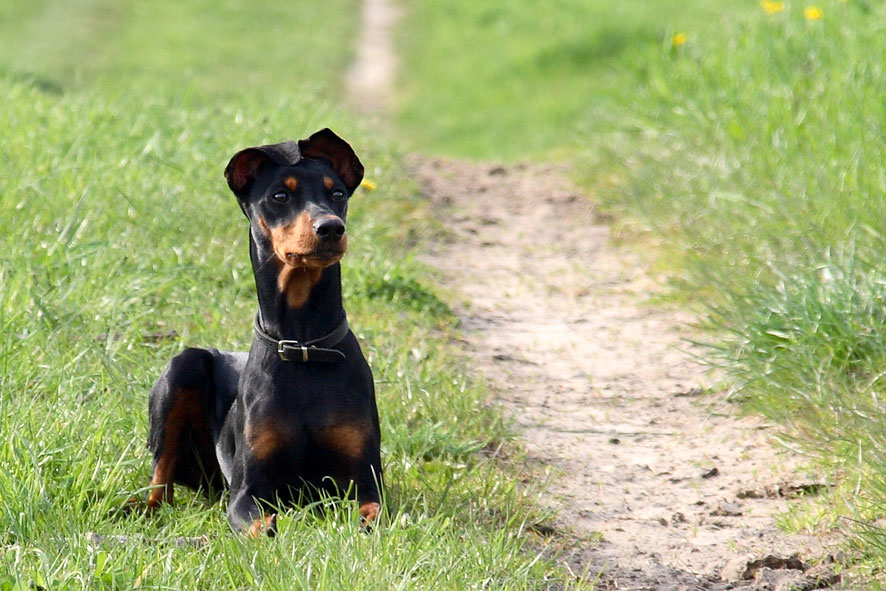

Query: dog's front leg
227;475;278;537
226;445;280;537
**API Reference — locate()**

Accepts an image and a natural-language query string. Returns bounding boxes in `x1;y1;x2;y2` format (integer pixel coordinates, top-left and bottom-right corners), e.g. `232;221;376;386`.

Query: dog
144;128;382;536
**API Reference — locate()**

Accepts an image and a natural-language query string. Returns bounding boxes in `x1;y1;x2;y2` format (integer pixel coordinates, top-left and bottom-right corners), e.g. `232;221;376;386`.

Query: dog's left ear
298;128;364;194
225;141;301;198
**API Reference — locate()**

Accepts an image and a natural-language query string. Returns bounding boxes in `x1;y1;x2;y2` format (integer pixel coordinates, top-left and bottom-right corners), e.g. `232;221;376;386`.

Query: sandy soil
344;0;401;114
345;1;848;588
408;157;845;590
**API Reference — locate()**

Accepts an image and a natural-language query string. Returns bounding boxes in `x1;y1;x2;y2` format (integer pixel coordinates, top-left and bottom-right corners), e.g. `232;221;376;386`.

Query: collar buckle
276;340;309;361
257;315;349;363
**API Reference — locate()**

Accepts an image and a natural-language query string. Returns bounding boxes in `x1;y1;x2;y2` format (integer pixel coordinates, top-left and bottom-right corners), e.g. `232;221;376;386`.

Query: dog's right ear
298;129;364;194
224;141;302;198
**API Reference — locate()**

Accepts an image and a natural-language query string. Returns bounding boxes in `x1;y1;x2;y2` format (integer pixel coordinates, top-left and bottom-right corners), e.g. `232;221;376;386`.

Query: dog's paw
248;514;278;538
359;502;380;531
110;496;147;519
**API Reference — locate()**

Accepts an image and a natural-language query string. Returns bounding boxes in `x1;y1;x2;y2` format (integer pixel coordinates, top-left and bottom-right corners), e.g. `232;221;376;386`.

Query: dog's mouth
276;246;346;269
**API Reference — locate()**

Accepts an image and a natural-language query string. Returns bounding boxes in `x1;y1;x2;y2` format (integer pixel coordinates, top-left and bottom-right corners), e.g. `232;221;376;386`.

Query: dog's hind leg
146;347;224;509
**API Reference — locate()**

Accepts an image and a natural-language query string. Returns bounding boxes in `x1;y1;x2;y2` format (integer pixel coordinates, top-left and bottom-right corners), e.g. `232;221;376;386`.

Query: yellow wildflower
761;1;785;14
360;178;377;191
804;5;823;19
671;33;687;47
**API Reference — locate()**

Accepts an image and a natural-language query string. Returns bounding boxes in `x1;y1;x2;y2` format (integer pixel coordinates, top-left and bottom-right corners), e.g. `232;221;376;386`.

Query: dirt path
344;0;400;114
409;158;840;590
345;2;844;589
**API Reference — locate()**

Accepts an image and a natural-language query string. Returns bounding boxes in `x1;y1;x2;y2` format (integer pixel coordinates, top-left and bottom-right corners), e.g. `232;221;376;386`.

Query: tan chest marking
277;265;322;308
247;418;292;462
317;423;369;461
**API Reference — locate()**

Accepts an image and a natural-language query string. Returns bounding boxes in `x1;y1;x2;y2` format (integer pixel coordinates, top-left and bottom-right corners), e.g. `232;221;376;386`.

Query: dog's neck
249;236;346;343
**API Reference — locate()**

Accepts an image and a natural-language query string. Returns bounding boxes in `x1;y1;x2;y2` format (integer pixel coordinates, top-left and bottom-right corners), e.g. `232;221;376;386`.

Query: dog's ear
224;141;301;197
298;128;364;193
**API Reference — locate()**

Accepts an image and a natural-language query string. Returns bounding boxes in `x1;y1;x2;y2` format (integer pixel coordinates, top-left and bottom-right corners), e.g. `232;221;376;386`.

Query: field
0;2;569;588
4;0;886;586
397;0;886;576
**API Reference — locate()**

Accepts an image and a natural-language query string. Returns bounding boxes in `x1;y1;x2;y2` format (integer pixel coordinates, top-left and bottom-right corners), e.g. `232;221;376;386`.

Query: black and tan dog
145;129;382;536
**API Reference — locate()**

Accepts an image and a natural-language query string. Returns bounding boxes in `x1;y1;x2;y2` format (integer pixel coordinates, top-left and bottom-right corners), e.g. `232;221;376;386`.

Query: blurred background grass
0;0;358;97
395;0;760;159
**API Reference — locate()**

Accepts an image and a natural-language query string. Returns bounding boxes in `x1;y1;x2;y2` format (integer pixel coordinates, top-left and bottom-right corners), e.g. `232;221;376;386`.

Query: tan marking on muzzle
268;211;321;262
257;216;271;238
267;211;345;308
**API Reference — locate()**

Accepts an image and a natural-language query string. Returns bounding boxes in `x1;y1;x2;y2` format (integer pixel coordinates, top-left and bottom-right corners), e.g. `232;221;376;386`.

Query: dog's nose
313;217;346;242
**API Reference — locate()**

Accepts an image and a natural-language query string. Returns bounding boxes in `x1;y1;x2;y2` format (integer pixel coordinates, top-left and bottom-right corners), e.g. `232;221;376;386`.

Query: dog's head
224;128;364;270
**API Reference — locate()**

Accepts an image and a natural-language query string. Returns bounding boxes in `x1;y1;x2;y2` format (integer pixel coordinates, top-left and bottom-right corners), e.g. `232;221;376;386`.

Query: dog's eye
271;192;289;203
331;190;345;202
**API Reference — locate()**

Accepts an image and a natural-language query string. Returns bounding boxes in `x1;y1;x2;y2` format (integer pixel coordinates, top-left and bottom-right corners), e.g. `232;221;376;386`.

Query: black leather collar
253;314;348;363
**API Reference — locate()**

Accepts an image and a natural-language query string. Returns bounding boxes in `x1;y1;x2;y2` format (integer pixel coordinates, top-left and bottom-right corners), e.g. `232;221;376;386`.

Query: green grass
0;68;567;591
592;1;886;561
395;0;758;160
396;0;886;574
13;0;886;582
0;2;581;589
0;0;358;97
